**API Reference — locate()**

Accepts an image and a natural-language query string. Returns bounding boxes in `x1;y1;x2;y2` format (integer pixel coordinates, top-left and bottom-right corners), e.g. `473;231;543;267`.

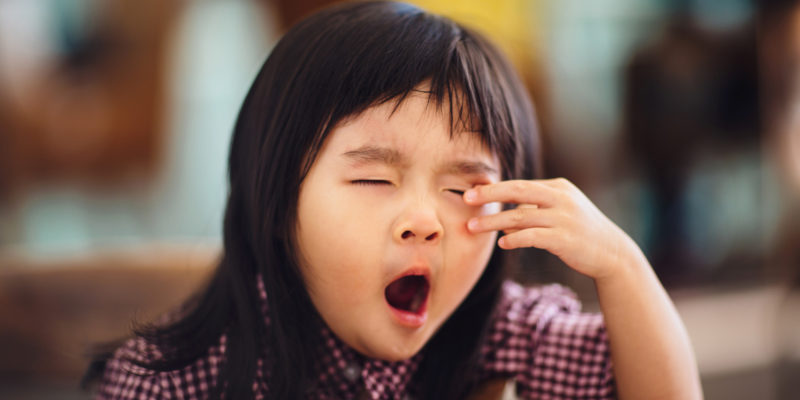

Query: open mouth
384;274;430;315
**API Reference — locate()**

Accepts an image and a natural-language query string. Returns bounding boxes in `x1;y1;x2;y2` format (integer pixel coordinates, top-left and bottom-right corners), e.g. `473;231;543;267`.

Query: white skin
295;89;502;361
296;86;703;398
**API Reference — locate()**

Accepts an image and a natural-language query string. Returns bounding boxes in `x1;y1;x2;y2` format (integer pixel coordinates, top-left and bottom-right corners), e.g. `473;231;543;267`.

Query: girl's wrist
593;233;650;286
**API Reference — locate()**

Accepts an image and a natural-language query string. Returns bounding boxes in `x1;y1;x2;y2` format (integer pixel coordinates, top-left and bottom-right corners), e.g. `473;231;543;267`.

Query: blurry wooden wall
0;0;185;199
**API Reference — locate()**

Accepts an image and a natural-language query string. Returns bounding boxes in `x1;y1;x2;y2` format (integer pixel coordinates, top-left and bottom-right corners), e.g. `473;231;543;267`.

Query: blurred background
0;0;797;398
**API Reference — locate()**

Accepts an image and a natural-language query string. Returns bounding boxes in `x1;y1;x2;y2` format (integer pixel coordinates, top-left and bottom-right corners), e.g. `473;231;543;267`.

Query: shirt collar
315;326;421;398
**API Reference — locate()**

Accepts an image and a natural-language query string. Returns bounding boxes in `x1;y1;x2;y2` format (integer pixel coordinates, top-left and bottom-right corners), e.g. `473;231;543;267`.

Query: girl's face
295;87;501;361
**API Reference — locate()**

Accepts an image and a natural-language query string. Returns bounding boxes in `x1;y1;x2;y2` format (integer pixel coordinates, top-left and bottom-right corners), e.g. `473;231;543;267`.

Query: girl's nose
393;208;443;245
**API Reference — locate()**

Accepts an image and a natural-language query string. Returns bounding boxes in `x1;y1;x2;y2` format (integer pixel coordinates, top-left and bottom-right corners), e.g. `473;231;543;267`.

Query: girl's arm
594;236;702;399
464;178;703;400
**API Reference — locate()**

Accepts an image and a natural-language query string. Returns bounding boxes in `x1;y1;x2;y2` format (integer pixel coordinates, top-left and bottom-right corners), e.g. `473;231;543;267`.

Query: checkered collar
256;275;422;399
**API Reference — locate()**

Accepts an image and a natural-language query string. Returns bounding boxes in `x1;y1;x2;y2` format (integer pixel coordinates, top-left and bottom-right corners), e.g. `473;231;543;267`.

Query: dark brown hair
86;1;541;398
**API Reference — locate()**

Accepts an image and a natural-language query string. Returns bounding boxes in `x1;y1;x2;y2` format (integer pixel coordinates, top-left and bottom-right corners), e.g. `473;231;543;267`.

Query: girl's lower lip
386;299;428;328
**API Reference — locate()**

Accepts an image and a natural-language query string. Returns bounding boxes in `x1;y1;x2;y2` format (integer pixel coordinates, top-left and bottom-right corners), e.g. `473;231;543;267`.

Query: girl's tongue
385;275;429;314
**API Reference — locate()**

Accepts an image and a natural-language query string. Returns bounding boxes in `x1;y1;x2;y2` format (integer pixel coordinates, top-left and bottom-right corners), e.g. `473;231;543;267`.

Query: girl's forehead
332;100;493;158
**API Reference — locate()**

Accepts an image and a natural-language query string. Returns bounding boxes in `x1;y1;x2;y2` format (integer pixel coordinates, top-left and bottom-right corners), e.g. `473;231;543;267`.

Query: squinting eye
352;180;392;186
447;189;466;196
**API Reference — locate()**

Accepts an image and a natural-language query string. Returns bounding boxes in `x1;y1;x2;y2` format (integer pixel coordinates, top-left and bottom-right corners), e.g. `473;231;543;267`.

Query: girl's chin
354;330;430;361
368;345;424;362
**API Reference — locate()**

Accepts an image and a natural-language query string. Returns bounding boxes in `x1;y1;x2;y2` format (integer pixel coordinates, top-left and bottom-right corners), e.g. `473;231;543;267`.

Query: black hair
85;1;541;398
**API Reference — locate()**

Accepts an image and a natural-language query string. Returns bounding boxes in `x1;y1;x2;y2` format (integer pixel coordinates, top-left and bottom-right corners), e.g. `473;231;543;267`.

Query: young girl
89;1;702;399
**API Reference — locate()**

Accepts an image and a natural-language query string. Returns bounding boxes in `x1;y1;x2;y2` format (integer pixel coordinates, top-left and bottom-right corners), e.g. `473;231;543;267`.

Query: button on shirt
96;280;616;399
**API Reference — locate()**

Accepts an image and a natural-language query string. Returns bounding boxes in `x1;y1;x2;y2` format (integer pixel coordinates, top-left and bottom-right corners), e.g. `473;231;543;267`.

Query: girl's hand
464;178;644;281
465;178;704;398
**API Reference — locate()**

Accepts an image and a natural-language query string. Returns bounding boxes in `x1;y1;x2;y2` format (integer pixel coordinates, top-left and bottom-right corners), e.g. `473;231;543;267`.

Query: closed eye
352;179;392;186
447;189;466;196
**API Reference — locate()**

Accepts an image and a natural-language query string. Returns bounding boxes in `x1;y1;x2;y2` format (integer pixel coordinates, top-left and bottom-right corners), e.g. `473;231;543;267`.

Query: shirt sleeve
94;337;169;400
517;307;615;399
94;335;224;400
481;281;616;400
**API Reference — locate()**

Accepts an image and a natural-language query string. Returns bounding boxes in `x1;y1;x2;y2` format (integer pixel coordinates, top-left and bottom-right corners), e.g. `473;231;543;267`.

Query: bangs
287;1;538;180
338;82;481;140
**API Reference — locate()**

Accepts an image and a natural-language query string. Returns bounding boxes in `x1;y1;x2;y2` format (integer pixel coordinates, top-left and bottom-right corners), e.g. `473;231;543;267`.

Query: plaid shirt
96;280;615;399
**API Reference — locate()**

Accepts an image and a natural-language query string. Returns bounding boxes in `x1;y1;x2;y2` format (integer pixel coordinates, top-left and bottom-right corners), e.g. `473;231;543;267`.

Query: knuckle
555;177;579;194
563;229;578;247
563;196;578;212
555;209;571;224
563;179;581;195
510;208;526;225
555;177;571;187
512;181;528;193
554;189;570;205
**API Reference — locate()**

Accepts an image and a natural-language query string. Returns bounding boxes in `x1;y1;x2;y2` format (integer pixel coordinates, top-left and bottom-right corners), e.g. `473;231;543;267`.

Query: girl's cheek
444;201;500;237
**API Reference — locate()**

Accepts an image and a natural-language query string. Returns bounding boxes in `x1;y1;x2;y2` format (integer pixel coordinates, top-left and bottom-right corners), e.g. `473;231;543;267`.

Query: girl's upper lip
385;264;432;286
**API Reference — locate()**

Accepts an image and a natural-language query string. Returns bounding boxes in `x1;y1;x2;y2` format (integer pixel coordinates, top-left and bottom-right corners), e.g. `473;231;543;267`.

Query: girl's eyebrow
342;145;406;166
445;161;499;177
342;145;498;177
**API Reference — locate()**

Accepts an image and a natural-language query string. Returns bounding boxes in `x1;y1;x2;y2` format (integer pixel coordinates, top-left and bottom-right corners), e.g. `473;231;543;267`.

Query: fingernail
468;218;479;230
464;189;476;202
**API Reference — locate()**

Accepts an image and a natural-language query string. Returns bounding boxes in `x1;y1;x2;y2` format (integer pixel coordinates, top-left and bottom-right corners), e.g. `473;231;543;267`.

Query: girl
89;1;702;399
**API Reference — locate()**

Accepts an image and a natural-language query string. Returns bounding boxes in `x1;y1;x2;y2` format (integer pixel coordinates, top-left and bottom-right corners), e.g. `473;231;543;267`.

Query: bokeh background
0;0;797;398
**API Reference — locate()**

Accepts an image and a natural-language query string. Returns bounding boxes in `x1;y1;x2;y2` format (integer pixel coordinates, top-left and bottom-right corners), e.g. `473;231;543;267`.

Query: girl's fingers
497;227;556;250
467;205;556;233
537;177;579;192
463;180;561;208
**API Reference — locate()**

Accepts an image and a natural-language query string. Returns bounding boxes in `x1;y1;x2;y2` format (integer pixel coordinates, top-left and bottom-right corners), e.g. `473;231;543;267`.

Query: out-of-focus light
785;104;800;192
691;0;752;31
